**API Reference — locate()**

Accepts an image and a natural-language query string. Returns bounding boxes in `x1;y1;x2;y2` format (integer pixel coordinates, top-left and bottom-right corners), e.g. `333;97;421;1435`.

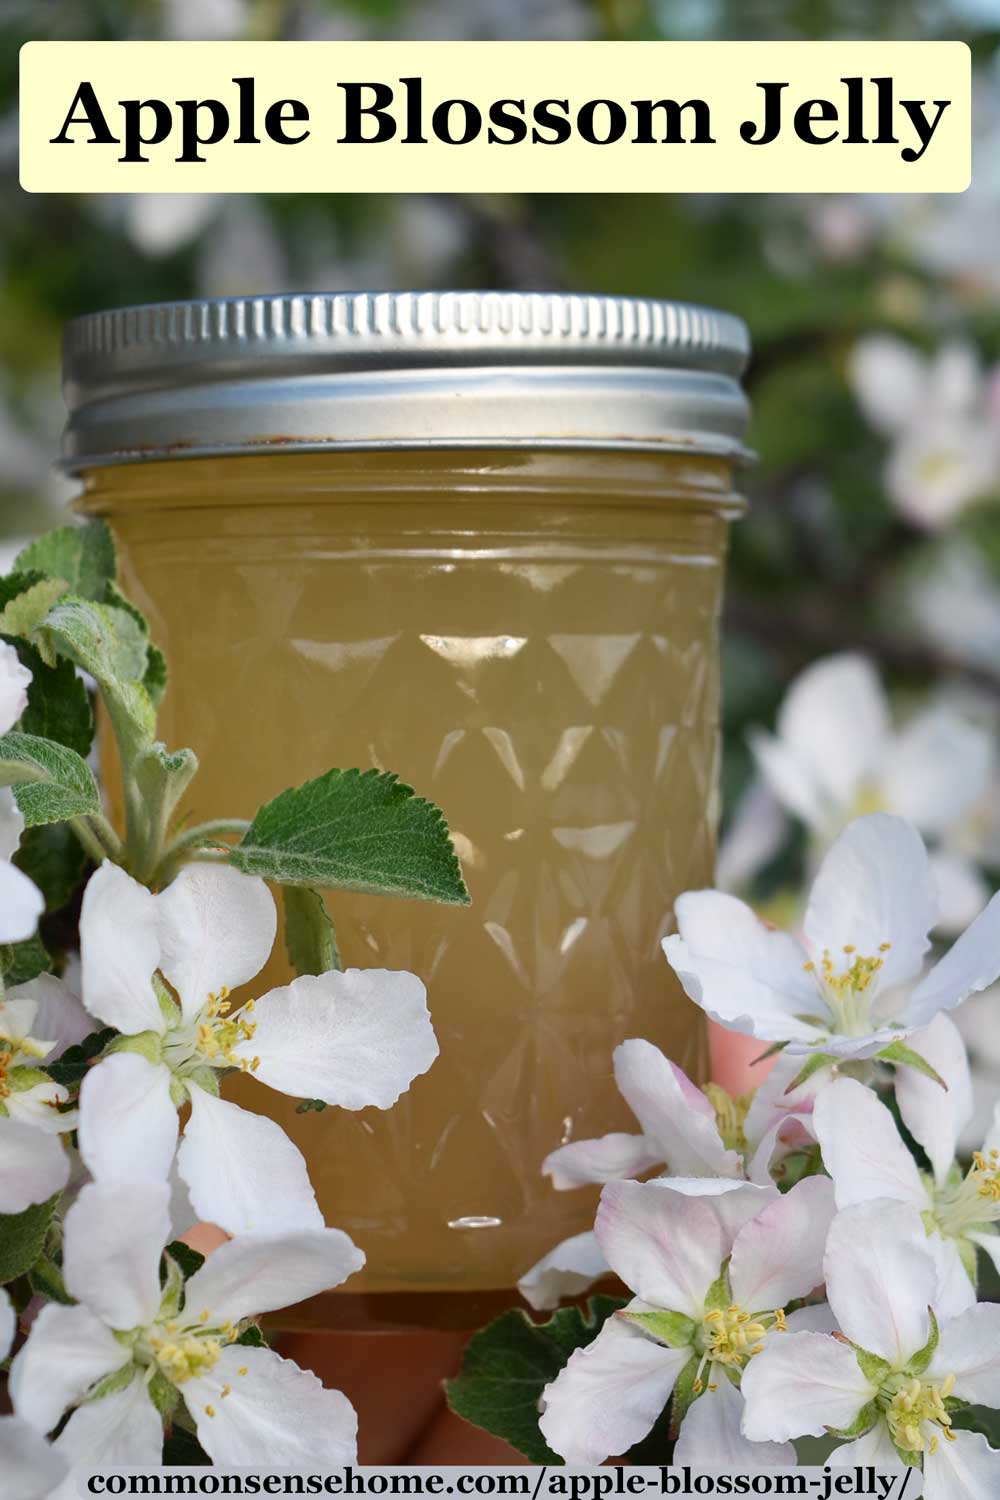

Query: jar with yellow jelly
63;291;750;1329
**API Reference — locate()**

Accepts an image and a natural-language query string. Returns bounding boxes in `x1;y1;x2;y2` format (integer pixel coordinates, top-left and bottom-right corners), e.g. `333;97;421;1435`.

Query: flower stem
70;816;113;867
153;819;250;886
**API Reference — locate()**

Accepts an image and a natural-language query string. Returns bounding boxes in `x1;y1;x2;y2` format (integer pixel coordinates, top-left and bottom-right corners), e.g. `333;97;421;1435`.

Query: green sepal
235;1323;267;1348
164;1240;206;1285
154;973;181;1027
855;1344;892;1386
0;730;102;826
149;1370;180;1420
158;1254;186;1319
108;1029;164;1065
7;1066;51;1093
283;885;341;976
0;1197;59;1284
825;1400;880;1439
619;1307;696;1349
751;1040;789;1066
702;1265;731;1313
668;1355;702;1440
29;1254;74;1305
783;1051;836;1094
186;1066;219;1097
878;1040;946;1088
907;1307;940;1377
86;1363;139;1404
44;1027;116;1088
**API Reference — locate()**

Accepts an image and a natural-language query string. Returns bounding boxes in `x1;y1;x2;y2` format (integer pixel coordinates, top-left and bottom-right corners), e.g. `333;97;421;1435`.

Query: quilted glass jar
64;292;750;1327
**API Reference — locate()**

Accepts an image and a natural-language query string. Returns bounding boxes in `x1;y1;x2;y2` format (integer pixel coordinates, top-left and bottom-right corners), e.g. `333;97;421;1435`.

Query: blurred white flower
399;0;592;39
849;335;1000;528
196;200;288;298
910;539;1000;677
743;652;995;930
159;0;248;40
123;195;223;258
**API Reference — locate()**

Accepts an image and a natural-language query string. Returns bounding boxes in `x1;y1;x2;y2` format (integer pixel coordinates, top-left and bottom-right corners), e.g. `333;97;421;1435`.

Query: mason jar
63;290;750;1328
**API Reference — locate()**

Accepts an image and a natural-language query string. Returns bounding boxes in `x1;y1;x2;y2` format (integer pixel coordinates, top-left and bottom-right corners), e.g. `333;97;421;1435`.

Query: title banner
20;40;970;194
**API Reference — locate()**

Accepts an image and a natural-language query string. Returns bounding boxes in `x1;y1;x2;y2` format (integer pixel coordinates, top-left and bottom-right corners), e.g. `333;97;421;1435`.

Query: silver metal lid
61;290;751;471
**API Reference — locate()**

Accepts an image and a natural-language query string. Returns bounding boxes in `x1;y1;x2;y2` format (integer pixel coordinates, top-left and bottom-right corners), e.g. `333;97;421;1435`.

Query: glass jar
64;292;750;1328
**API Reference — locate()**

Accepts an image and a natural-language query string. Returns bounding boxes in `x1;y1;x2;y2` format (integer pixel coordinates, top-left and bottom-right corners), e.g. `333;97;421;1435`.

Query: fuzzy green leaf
0;935;51;987
907;1307;940;1377
34;596;155;750
878;1040;946;1088
14;822;89;912
29;1254;74;1305
231;768;470;906
702;1267;731;1313
283;886;341;976
0;731;101;826
144;644;169;708
0;579;69;638
15;522;116;603
667;1355;702;1440
446;1296;626;1463
15;643;94;757
826;1400;881;1439
0;1196;58;1284
855;1345;892;1386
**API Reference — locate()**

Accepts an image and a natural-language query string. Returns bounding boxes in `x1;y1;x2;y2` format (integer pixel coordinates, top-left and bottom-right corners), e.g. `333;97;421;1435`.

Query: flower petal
849;334;929;436
785;1304;838;1335
673;1376;794;1469
0;642;31;736
235;969;437;1110
925;1428;1000;1500
895;1014;974;1188
157;864;276;1024
772;653;890;818
78;1054;178;1185
0;1287;14;1362
63;1179;170;1330
657;1178;778;1242
674;891;816;1005
0;1116;69;1215
729;1177;835;1312
823;1200;936;1367
928;1304;1000;1405
8;974;93;1060
613;1040;740;1178
5;1081;75;1135
747;729;828;831
183;1228;364;1325
0;787;24;862
664;933;824;1044
0;1416;68;1500
884;704;994;837
740;1331;877;1442
518;1231;610;1312
9;1303;130;1435
812;1077;927;1211
829;1420;905;1472
928;1234;976;1322
186;1346;357;1466
79;863;163;1035
0;860;44;945
595;1180;725;1316
538;1317;689;1465
177;1086;323;1235
906;891;1000;1029
803;814;937;989
716;778;788;892
54;1372;163;1468
543;1133;662;1190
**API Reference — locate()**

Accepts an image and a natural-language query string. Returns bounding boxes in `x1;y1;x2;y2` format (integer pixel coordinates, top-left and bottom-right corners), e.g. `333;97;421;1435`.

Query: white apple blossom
61;860;438;1235
0;1288;69;1500
0;643;44;943
664;812;1000;1064
537;1175;834;1467
742;1200;1000;1494
849;335;1000;528
10;1179;362;1470
0;975;91;1214
518;1040;820;1310
744;653;995;931
813;1013;1000;1297
910;539;1000;679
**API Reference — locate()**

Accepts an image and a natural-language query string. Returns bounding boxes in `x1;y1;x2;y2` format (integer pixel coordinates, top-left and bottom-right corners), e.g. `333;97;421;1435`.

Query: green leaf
144;643;169;708
231;768;470;906
44;1027;115;1088
164;1240;205;1282
0;578;69;637
14;822;88;912
0;936;51;987
855;1345;892;1386
15;643;94;757
446;1296;626;1463
15;522;116;602
295;1097;328;1114
235;1324;268;1348
0;731;101;826
620;1308;696;1348
0;1196;58;1284
29;1254;74;1305
161;1426;210;1466
878;1040;946;1088
283;885;341;976
907;1307;939;1377
33;596;155;752
952;1406;1000;1447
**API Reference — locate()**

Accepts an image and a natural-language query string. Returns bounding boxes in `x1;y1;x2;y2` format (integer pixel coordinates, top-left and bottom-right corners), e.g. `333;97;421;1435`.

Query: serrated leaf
284;885;341;976
878;1040;946;1089
0;935;51;987
231;768;470;906
446;1295;626;1463
15;643;94;757
907;1307;940;1376
0;731;101;826
165;1240;206;1282
0;1196;58;1284
14;822;88;911
44;1027;115;1088
0;579;69;637
620;1308;696;1348
16;522;116;602
34;596;155;751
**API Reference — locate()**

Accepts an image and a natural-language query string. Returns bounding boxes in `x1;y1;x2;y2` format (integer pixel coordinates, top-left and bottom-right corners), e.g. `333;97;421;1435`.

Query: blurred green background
4;1;1000;1047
